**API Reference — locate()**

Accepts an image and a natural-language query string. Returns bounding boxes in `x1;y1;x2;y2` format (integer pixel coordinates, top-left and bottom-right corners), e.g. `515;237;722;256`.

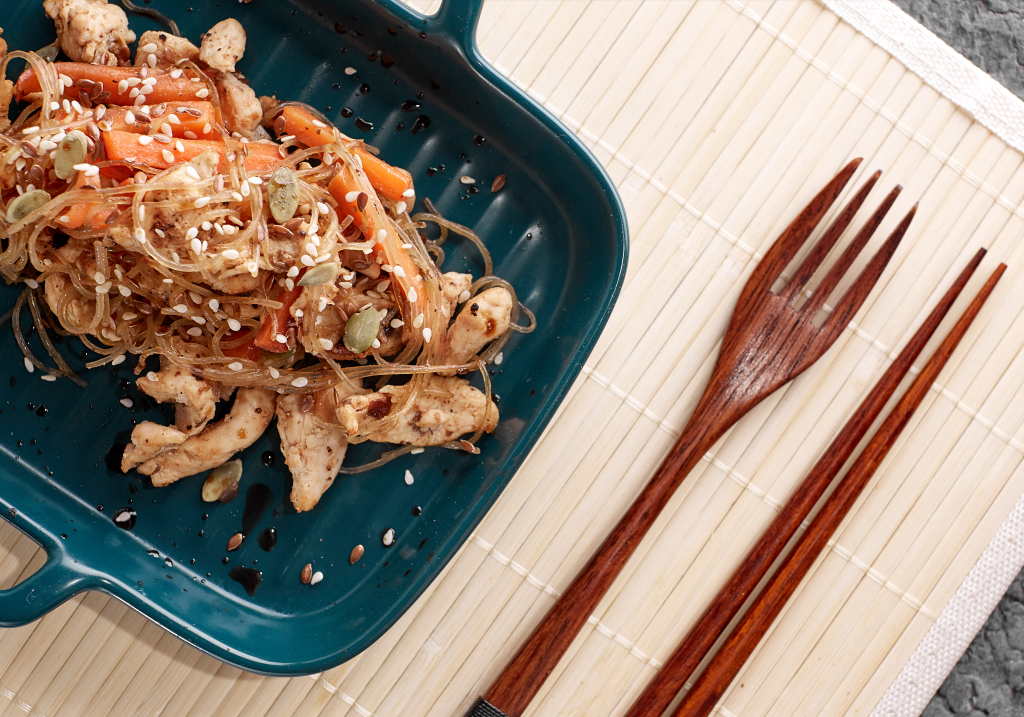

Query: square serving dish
0;0;627;674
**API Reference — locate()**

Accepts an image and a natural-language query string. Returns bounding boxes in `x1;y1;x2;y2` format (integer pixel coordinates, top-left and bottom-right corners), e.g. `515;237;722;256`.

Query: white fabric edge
823;0;1024;156
819;1;1024;713
869;491;1024;717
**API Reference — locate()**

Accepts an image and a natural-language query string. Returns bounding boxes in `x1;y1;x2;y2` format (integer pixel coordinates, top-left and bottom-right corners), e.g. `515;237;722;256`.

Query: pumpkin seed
343;306;380;353
201;459;242;502
297;261;338;287
6;190;51;224
54;130;88;180
267;167;299;223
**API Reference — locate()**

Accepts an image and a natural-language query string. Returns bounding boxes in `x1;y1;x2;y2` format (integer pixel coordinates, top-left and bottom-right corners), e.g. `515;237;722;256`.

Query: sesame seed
221;249;240;260
291;377;309;388
186;166;201;180
96;282;112;294
175;140;184;152
170;69;182;79
312;119;327;128
118;79;129;94
137;134;153;146
160;123;172;136
382;529;395;546
134;227;147;243
344;191;359;202
310;571;323;585
141;42;158;53
174;304;188;313
187;327;202;337
161;149;174;163
460;176;476;184
319;338;333;351
345;67;357;75
111;355;126;366
62;99;71;113
276;334;288;344
39;374;55;382
193;316;207;325
413;314;424;328
285;278;294;291
196;88;210;98
377;280;390;293
422;327;432;342
123;313;138;321
228;362;243;372
202;123;212;134
287;266;299;278
146;372;159;382
377;229;387;241
25;278;38;289
186;227;199;239
194;197;211;208
201;221;212;230
402;188;415;198
404;470;414;485
316;201;330;214
231;191;243;202
128;88;140;99
269;367;280;379
495;352;504;365
305;242;317;255
85;165;99;177
209;298;220;311
248;176;263;185
223;225;237;235
190;238;202;254
23;357;34;373
390;319;404;328
147;54;157;68
371;338;381;348
183;131;198;140
240;181;250;197
393;265;406;278
381;264;393;273
94;271;105;284
402;243;413;249
315;253;331;264
167;113;180;124
408;287;418;303
318;296;329;312
323;152;334;166
301;255;315;267
73;162;92;172
227;318;241;331
396;201;407;214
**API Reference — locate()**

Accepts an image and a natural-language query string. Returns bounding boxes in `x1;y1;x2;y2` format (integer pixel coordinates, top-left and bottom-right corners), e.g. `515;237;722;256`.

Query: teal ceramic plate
0;0;627;674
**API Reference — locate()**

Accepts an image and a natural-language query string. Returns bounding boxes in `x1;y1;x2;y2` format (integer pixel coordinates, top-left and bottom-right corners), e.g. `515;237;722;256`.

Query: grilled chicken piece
44;0;135;65
125;387;275;486
337;374;497;445
198;18;245;73
215;72;261;136
121;422;187;472
445;287;512;366
276;380;362;512
137;357;218;435
133;30;199;70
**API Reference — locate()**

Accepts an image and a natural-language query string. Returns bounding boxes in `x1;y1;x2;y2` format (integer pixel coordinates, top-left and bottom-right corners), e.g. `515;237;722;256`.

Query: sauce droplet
473;134;486;146
260;451;276;467
257;527;277;552
410;115;431;135
412;506;422;516
340;107;353;118
400;99;421;112
241;483;273;537
353;117;374;132
112;507;136;530
229;566;263;597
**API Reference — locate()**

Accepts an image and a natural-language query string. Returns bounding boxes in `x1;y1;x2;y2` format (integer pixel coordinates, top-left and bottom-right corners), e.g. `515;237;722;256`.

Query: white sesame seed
40;374;56;382
147;53;157;68
174;304;188;313
269;367;280;379
413;314;424;329
318;296;329;312
287;266;299;278
137;134;154;146
395;201;407;214
460;176;476;184
371;338;381;348
382;529;394;546
231;191;243;202
404;470;414;485
161;149;174;163
402;243;413;250
213;223;225;235
495;352;504;365
240;181;250;197
158;123;172;136
170;69;183;79
323;152;334;166
223;225;237;235
196;88;209;98
393;265;406;278
25;278;39;289
318;338;333;351
310;571;323;585
291;377;309;388
311;119;327;128
125;110;136;124
285;278;294;291
228;362;243;372
390;319;404;328
134;228;147;243
134;95;146;107
85;165;99;177
118;79;129;94
140;42;158;53
175;141;184;152
316;201;330;214
377;280;391;293
208;299;220;311
167;113;180;125
194;197;211;208
183;131;198;140
39;140;56;152
408;287;418;303
94;271;105;284
123;312;138;321
118;396;134;408
186;166;201;181
128;88;140;99
402;188;415;198
345;67;357;75
97;283;112;295
73;162;91;172
201;221;212;231
344;191;359;202
377;229;387;241
202;123;212;134
23;357;34;373
227;318;242;332
222;249;240;260
62;99;71;113
422;327;432;342
248;176;263;185
190;238;202;254
301;255;316;267
111;355;126;366
295;309;303;318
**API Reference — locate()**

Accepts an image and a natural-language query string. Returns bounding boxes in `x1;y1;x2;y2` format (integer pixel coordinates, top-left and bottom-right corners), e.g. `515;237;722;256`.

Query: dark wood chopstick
623;248;989;717
666;259;1006;717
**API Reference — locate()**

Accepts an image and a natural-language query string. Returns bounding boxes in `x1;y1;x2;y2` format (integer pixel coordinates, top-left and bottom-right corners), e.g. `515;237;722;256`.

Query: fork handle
478;395;737;717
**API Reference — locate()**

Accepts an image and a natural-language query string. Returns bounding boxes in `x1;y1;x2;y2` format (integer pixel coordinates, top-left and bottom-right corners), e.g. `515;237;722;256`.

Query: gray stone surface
883;4;1024;712
890;0;1024;101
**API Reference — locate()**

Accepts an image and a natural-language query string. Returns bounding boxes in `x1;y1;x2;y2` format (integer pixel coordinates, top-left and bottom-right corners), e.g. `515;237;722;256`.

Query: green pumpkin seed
201;459;243;502
343;306;381;353
6;189;52;224
54;131;88;180
297;262;338;287
268;167;299;224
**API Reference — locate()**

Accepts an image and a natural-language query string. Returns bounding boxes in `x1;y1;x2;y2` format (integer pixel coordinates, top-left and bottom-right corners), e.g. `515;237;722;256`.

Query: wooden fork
464;158;916;717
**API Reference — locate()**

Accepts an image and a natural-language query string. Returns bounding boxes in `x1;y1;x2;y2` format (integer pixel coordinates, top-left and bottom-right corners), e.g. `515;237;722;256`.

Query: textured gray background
888;2;1024;714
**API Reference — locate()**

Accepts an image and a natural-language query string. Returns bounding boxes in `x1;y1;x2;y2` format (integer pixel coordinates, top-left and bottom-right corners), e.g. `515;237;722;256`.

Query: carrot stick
101;130;282;173
278;106;413;202
73;102;217;139
327;172;369;236
254;276;304;352
56;171;112;229
16;63;213;106
221;330;261;361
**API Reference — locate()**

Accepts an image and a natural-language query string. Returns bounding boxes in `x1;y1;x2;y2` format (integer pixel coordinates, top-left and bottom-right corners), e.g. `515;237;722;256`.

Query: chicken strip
276;381;362;512
128;387;275;486
121;422;186;472
216;72;261;136
441;272;472;315
137;357;218;435
133;30;199;69
44;0;135;65
337;374;497;445
0;34;12;132
199;18;246;73
445;287;512;366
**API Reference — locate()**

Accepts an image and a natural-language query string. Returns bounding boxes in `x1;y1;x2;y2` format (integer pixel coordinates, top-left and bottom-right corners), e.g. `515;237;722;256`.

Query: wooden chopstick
625;252;1004;717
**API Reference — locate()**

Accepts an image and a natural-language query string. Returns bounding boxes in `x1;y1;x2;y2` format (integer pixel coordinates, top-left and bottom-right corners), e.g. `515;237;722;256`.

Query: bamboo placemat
3;1;1024;715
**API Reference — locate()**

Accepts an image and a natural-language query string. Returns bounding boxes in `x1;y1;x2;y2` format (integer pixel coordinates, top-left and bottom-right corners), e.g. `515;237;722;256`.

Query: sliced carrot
61;101;218;139
221;330;261;361
277;106;413;202
16;62;212;106
254;275;304;352
56;171;113;230
327;172;369;237
101;131;282;173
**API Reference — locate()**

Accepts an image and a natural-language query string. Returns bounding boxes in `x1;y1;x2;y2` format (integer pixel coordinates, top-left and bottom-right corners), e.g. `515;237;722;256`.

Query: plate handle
430;0;485;55
0;542;85;627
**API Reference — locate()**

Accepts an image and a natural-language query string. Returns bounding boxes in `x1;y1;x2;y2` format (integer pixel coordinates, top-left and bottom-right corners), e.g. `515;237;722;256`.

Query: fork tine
802;185;903;318
778;170;881;304
738;158;862;307
817;204;917;342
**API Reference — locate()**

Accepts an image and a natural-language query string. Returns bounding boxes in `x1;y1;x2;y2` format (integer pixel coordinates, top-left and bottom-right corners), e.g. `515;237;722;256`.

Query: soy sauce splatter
401;100;421;112
229;566;263;597
104;442;127;472
354;117;373;132
241;483;273;537
410;115;431;135
257;527;277;552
